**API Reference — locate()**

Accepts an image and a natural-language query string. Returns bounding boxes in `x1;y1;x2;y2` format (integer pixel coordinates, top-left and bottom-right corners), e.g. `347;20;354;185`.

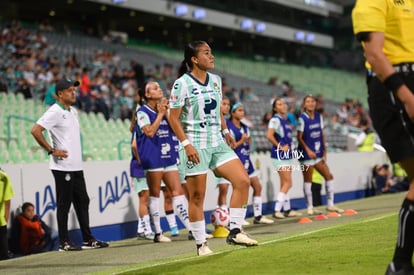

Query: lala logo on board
98;171;131;212
35;185;56;218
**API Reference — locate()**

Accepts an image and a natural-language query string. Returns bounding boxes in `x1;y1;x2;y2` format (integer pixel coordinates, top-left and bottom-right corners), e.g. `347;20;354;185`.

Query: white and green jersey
170;72;224;149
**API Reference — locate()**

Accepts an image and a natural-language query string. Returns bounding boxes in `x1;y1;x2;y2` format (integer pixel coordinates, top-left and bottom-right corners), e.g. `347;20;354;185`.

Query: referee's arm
362;32;414;122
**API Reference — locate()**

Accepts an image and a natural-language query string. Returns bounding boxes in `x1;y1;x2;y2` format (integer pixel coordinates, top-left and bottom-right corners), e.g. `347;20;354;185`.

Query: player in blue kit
297;95;343;215
227;102;274;224
136;81;191;243
130;111;154;240
169;41;258;256
267;98;303;219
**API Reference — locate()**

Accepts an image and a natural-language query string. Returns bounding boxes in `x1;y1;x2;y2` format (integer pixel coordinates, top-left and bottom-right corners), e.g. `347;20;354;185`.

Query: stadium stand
0;19;366;164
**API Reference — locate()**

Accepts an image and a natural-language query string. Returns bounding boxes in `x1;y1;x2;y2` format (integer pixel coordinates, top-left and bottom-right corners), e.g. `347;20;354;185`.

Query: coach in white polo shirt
31;76;108;251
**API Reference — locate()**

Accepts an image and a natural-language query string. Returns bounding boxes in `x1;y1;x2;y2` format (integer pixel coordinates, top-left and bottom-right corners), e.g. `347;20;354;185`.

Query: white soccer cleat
326;206;344;213
286;210;303;217
226;228;258;246
272;211;285;219
307;208;323;216
154;233;171;243
254;215;275;224
243;219;250;226
197;242;213;256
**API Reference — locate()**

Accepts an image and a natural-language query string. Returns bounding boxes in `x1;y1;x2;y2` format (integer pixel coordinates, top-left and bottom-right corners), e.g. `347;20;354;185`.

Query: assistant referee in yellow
353;1;414;274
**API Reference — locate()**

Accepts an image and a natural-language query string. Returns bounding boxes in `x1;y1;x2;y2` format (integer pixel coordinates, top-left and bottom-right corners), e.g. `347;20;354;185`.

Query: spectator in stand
43;76;58;106
262;111;273;128
131;60;146;90
355;119;375;152
286;106;298;129
64;54;79;70
78;67;92;113
329;114;346;134
90;70;111;120
9;202;59;255
21;62;36;98
267;76;279;87
315;94;325;115
336;103;348;121
5;66;18;91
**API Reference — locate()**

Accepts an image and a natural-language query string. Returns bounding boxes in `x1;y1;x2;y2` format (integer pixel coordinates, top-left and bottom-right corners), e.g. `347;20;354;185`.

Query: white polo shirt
37;103;83;171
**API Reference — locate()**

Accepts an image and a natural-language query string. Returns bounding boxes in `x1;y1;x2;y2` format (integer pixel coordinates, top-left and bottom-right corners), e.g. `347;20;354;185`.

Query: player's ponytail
178;60;189;78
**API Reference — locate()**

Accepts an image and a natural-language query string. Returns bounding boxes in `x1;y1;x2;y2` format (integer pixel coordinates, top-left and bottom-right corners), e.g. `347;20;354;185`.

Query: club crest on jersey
186;161;195;169
213;82;219;92
170;94;178;102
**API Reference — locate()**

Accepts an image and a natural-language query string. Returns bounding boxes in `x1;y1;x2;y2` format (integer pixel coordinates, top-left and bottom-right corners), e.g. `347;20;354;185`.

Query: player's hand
157;98;169;116
307;150;317;159
279;144;290;152
240;133;249;144
224;133;235;149
185;144;200;165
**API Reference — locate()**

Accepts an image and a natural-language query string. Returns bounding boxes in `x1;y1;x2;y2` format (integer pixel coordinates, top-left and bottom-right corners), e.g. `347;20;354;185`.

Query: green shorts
179;142;238;177
133;177;149;194
215;175;230;186
178;151;187;183
145;164;178;172
299;158;323;166
271;158;294;170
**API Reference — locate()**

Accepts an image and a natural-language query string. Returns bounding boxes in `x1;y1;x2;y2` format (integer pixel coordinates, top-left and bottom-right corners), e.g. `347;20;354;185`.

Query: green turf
0;193;406;275
96;214;398;275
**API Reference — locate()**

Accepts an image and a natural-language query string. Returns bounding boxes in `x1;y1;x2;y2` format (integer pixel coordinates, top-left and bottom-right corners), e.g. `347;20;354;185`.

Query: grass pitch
0;193;407;275
100;214;396;275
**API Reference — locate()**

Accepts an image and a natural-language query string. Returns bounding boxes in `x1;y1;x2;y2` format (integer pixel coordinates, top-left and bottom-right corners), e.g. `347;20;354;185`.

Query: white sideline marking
113;213;395;274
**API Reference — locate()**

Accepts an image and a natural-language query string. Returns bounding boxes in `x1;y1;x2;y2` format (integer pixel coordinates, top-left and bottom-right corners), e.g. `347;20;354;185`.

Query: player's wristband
222;129;230;135
383;72;404;93
181;139;191;147
48;148;55;155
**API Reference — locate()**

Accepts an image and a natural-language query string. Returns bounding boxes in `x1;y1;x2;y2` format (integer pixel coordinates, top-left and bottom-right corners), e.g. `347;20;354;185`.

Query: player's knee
189;191;205;206
234;176;250;191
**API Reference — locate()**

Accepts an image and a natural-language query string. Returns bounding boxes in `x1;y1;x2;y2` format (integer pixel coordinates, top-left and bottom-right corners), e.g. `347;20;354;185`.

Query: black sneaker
81;239;109;249
385;263;414;275
188;231;195;240
59;241;82;251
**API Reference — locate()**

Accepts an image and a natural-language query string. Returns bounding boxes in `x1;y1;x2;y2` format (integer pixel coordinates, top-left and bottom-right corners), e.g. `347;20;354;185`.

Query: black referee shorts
367;71;414;163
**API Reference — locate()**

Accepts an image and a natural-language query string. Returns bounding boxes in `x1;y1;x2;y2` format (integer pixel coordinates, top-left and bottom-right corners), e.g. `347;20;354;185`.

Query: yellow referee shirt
352;0;414;66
